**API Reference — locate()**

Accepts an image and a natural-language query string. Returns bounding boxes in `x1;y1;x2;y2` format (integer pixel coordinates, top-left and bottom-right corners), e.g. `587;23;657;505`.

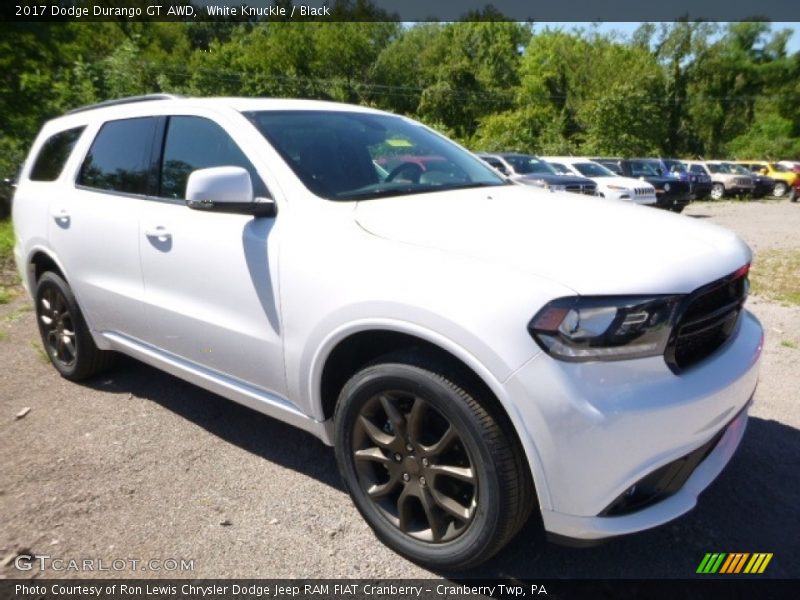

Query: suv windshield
244;110;505;200
707;163;733;174
728;164;752;175
573;162;616;177
662;160;687;174
503;155;557;175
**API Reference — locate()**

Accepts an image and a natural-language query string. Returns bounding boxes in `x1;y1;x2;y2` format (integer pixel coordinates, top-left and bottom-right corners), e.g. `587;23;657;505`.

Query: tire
710;183;725;200
773;181;788;198
34;272;114;381
671;204;686;214
334;354;534;570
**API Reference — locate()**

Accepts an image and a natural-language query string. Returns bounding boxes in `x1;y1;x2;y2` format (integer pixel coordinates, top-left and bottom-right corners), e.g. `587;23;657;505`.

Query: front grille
565;183;597;195
666;267;749;371
735;177;751;186
635;187;652;196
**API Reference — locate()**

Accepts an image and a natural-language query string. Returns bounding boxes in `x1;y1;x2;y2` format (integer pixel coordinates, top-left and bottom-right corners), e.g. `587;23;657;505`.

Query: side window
487;159;509;175
29;126;85;182
77;117;158;195
690;165;704;175
159;116;266;199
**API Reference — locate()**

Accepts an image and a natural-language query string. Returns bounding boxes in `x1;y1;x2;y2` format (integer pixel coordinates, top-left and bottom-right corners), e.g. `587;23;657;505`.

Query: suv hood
354;185;750;295
513;174;593;186
594;175;654;191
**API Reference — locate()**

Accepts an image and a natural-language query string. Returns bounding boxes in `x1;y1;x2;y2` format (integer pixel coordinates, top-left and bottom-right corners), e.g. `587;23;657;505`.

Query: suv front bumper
504;310;762;540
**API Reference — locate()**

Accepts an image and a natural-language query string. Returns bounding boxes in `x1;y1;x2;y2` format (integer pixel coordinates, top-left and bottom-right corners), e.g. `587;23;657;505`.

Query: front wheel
710;183;725;200
773;181;788;198
334;356;533;570
35;272;114;381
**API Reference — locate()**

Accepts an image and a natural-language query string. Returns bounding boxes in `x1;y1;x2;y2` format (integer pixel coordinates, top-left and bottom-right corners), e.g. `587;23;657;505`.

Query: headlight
528;295;683;361
664;183;671;191
548;184;567;192
606;185;628;191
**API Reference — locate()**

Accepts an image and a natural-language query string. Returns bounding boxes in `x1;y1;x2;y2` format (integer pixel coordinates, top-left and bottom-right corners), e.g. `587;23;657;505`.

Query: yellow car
734;161;797;197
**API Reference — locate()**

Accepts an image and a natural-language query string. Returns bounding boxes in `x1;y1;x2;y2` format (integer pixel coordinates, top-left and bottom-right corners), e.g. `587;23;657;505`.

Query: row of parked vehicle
475;153;800;212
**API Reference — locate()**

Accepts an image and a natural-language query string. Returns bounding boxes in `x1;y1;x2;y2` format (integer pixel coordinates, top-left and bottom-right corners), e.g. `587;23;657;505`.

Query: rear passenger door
139;115;286;397
48;117;157;340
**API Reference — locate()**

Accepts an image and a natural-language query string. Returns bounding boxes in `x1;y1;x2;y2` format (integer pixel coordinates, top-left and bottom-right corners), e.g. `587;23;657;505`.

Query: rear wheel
334;355;534;570
35;272;114;381
710;183;725;200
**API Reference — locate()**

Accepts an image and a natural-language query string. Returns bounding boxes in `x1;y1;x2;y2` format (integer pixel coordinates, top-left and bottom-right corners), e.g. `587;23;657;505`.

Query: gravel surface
1;199;798;580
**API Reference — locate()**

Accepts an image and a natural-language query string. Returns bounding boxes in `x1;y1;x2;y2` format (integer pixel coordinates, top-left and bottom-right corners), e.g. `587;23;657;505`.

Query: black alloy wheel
334;354;534;570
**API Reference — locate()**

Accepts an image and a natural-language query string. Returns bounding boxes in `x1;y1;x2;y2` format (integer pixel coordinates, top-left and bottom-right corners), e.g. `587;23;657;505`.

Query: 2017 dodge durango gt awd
12;95;763;570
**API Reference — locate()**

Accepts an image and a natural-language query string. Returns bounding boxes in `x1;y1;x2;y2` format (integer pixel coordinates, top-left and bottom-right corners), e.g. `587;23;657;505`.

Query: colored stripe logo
697;553;773;574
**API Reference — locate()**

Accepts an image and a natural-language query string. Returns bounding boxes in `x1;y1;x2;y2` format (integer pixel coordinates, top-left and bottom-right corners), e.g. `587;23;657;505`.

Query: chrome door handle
144;227;172;240
51;209;70;223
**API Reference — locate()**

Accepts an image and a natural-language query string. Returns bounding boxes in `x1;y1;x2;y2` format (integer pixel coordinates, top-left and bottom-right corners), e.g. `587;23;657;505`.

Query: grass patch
30;340;50;364
0;329;6;341
0;219;13;261
750;249;800;306
0;286;12;304
781;339;798;350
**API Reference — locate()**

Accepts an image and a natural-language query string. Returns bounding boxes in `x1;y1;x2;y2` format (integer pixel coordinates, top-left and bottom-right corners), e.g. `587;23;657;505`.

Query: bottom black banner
1;579;799;600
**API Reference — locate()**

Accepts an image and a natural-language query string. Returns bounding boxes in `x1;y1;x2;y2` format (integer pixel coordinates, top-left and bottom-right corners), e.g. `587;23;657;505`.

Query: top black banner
2;0;799;22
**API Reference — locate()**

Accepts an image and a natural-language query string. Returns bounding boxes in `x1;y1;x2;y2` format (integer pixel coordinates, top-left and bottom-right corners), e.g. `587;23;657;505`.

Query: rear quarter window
29;126;85;182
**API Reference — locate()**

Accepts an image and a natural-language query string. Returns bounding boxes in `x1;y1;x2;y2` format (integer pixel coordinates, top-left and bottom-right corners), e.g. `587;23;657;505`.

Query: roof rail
66;94;182;115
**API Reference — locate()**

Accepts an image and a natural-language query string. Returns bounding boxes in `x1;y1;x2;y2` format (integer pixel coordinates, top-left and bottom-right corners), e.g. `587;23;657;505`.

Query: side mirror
185;166;276;218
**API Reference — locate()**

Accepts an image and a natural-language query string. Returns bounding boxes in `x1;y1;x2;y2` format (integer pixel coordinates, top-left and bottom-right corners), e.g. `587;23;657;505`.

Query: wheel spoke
62;335;76;360
430;488;471;522
418;489;447;541
421;425;457;456
406;396;426;440
354;447;391;465
428;464;474;484
396;486;414;532
379;394;406;436
367;474;400;499
358;415;396;449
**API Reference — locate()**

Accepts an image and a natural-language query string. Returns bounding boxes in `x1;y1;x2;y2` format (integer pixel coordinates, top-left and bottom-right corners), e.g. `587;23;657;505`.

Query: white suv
541;156;657;205
13;95;762;570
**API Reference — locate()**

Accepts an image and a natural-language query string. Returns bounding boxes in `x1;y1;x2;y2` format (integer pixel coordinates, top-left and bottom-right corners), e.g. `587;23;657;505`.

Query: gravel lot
1;199;798;580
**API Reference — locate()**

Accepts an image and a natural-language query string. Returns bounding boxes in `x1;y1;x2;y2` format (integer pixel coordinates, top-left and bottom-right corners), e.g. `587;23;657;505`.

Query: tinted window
504;155;556;175
30;127;85;181
159;116;264;200
573;162;616;177
78;118;157;195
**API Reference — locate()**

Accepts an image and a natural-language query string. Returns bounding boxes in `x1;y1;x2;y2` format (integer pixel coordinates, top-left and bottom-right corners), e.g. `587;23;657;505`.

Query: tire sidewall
334;363;504;569
35;272;85;378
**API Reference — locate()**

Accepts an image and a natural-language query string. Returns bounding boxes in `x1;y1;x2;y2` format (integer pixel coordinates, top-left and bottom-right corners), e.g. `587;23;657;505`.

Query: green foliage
0;220;14;261
0;18;797;174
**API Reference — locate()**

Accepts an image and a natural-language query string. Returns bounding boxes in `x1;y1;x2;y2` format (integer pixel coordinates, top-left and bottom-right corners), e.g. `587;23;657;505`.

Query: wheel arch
313;324;552;510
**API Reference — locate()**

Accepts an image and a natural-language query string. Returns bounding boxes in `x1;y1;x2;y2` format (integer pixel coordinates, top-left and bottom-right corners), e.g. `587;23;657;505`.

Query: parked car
789;173;800;202
540;157;657;205
475;152;597;196
683;160;754;200
721;163;775;198
661;158;713;200
734;161;796;198
13;95;762;570
592;158;691;213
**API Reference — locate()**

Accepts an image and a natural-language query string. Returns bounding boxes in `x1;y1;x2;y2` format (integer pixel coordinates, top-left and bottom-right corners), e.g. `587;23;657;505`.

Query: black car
592;158;692;212
725;163;775;198
476;152;597;196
